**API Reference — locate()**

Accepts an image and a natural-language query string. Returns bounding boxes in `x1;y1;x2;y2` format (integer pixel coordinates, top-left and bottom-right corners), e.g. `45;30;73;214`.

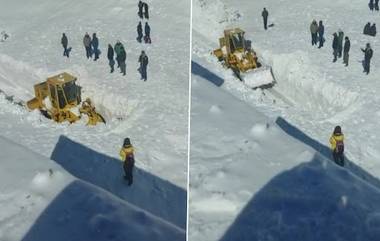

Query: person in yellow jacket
120;138;135;185
329;126;345;166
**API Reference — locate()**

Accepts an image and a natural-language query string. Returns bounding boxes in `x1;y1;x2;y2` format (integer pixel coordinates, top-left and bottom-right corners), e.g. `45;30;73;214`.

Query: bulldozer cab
47;72;81;110
226;28;246;53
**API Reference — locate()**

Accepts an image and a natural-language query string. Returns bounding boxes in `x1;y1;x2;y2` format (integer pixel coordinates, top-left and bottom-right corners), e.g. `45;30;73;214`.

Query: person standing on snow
143;2;149;19
144;22;151;44
370;23;377;36
83;33;92;59
61;33;69;58
337;30;344;58
375;0;379;10
138;0;144;19
361;43;373;74
343;36;350;66
329;126;345;167
114;41;124;68
370;0;375;10
91;33;99;61
364;22;371;35
318;20;325;48
262;8;269;30
332;32;339;62
119;46;127;76
107;44;115;73
137;21;143;43
138;50;149;81
310;20;318;46
119;138;135;186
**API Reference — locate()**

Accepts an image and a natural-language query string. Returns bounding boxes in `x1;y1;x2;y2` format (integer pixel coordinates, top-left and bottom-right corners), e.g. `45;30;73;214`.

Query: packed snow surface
191;0;380;240
0;0;189;240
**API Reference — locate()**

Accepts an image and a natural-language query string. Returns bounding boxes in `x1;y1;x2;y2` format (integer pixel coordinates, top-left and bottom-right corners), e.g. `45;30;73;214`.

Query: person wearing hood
138;50;149;81
107;44;115;73
361;43;373;74
83;32;92;59
343;36;350;66
91;33;99;61
137;21;143;43
318;20;325;48
332;33;339;62
329;126;345;167
310;20;318;46
61;33;69;58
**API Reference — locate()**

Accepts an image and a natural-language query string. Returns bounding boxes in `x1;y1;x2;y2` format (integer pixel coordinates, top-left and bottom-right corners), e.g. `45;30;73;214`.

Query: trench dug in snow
262;50;359;118
0;54;134;122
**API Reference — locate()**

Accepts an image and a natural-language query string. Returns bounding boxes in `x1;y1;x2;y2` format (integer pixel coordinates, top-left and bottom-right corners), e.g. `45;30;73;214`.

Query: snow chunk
31;169;65;196
250;123;269;138
209;105;221;114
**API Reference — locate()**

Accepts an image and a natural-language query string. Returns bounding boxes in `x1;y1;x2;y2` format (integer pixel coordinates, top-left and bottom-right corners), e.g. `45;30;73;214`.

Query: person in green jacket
337;30;344;58
114;41;124;68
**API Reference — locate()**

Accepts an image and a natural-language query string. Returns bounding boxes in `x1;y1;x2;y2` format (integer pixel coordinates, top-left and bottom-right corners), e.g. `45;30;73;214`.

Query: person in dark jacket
107;44;115;73
361;43;373;74
375;0;379;10
83;33;92;59
61;33;69;58
318;20;325;48
91;33;99;61
119;46;127;76
332;33;338;62
144;22;151;44
138;50;149;81
370;23;377;36
262;8;269;30
310;20;318;46
138;0;144;18
137;22;143;43
343;37;350;66
370;0;375;10
114;41;124;68
364;22;371;35
143;2;149;19
329;126;345;167
337;30;344;58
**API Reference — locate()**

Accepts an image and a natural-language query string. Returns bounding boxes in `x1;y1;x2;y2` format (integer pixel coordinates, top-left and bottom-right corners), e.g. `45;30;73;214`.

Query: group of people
364;22;377;36
137;21;151;44
59;32;149;80
83;32;100;61
369;0;380;11
308;20;373;74
138;0;149;19
310;20;325;48
331;30;350;66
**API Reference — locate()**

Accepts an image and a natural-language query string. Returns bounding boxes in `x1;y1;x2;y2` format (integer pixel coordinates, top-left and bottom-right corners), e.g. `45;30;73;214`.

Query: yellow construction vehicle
213;28;275;89
27;72;105;125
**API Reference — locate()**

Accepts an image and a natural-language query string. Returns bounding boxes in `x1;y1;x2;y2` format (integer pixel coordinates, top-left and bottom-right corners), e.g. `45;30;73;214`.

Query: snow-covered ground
191;0;380;240
0;0;189;239
0;0;189;187
0;136;185;241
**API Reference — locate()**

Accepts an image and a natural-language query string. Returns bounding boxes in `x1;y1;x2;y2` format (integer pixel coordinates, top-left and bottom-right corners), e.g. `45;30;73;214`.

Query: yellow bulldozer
27;72;105;125
213;28;275;89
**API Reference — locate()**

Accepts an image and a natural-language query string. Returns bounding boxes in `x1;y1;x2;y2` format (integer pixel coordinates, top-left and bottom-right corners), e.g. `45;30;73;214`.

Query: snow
191;0;380;240
0;0;188;240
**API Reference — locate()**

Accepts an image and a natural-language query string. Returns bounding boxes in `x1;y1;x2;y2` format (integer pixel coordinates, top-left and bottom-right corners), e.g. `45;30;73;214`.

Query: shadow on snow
49;135;187;229
21;180;185;241
191;61;224;87
219;117;380;241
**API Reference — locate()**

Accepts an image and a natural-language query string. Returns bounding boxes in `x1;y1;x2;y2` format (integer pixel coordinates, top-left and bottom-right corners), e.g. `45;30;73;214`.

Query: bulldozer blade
239;65;276;90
